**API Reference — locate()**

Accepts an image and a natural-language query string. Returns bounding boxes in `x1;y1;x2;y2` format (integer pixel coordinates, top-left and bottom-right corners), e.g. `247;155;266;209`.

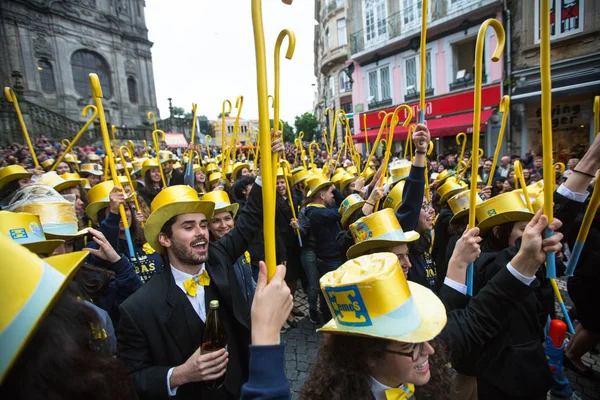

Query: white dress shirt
444;262;536;295
370;376;416;400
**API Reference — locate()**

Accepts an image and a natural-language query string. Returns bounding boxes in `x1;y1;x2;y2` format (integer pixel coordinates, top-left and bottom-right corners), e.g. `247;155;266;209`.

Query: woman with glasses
406;197;437;291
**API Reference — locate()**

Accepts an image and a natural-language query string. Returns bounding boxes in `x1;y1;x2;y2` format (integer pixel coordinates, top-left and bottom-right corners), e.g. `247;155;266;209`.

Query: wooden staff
417;0;429;145
467;18;505;295
4;87;39;167
487;95;510;186
252;0;294;280
51;105;98;171
152;129;167;188
89;73;135;258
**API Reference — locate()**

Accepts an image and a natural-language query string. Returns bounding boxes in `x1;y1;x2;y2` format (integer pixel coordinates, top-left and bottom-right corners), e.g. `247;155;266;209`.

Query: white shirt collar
170;264;206;286
370;376;393;400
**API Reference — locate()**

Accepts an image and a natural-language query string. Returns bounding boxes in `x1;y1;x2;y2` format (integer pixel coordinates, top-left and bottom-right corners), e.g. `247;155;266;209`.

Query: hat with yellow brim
224;164;234;177
0;165;32;190
318;252;447;343
206;162;219;174
448;189;483;225
145;185;215;254
346;165;358;176
383;180;407;213
232;162;251;180
291;166;305;175
208;172;223;186
387;162;411;185
87;153;100;162
475;190;535;234
347;208;419;260
37;172;81;193
305;175;333;198
330;171;346;188
10;199;88;239
202;190;239;218
436;169;456;183
437;177;468;204
80;163;104;176
339;194;365;229
141;159;160;177
85;180;133;223
361;166;376;184
0;234;88;382
0;211;63;256
339;173;357;193
41;159;55;169
292;169;311;186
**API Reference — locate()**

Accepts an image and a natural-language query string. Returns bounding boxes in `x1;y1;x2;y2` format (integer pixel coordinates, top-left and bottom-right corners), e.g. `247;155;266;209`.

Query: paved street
282;279;600;399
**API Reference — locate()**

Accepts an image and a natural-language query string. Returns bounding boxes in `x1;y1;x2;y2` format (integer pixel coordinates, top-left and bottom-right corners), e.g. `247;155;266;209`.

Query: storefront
354;84;502;158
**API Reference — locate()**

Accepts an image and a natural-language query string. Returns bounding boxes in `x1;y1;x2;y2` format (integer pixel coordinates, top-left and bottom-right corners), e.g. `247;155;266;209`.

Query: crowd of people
0;125;599;400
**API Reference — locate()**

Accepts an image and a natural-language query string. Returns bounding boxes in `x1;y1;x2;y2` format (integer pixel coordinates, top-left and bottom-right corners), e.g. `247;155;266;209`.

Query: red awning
354;109;494;144
164;132;188;148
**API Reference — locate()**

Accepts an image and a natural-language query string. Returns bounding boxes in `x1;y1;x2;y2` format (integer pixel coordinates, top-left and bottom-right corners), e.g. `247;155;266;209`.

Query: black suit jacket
168;169;185;186
118;184;265;399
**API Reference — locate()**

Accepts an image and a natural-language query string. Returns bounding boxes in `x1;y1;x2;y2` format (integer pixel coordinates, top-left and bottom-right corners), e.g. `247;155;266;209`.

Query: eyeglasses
386;342;424;362
421;202;432;211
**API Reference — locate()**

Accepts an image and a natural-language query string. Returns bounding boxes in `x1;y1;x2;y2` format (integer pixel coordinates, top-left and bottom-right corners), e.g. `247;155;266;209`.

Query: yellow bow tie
385;383;415;400
183;270;210;297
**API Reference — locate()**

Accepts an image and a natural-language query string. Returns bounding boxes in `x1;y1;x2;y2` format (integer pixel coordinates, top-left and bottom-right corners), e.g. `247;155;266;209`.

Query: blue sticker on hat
29;222;43;238
325;284;372;327
9;228;27;240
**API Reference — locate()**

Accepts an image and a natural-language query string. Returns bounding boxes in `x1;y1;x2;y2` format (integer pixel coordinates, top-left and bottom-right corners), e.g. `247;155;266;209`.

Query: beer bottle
201;300;228;389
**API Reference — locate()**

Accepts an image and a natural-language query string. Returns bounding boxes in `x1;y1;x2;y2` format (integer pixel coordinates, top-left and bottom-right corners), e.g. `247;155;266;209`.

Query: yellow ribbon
142;242;156;255
385;383;415;400
183;270;211;297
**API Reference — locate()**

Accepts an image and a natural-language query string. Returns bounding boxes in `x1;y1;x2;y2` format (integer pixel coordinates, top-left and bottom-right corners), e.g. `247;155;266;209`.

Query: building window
329;75;335;97
38;59;55;94
127;76;138;104
339;71;351;93
449;37;487;91
337;18;347;46
367;65;391;109
534;0;583;43
364;0;388;46
326;28;331;49
336;0;344;8
402;0;422;27
404;52;432;100
71;50;112;98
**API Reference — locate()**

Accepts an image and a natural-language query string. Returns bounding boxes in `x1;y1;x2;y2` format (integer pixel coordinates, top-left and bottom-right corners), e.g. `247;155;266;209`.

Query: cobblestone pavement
282;280;600;399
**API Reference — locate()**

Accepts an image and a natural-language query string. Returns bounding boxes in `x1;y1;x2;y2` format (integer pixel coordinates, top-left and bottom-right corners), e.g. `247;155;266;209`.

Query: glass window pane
127;77;138;104
561;0;580;33
337;18;347;46
38;60;55;93
70;50;112;98
368;70;378;101
380;68;390;100
425;52;432;90
406;58;416;88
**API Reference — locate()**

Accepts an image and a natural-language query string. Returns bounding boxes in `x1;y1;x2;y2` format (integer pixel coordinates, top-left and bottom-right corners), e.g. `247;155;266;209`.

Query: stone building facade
0;0;159;140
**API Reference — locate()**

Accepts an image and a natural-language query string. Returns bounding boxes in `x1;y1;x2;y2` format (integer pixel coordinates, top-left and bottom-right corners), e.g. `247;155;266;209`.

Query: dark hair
301;335;452;400
143;169;163;191
232;176;255;200
0;293;137;400
160;214;179;239
0;179;22;202
69;263;114;302
97;202;145;245
480;221;515;252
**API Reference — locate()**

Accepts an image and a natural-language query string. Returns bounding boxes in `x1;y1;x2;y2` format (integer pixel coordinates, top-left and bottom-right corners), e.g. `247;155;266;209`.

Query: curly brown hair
300;334;453;400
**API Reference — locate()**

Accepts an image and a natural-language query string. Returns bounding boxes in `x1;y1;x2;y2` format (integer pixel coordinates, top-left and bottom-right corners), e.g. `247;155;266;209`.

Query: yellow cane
363;111;393;176
231;96;244;162
111;125;119;158
455;132;467;164
147;112;157;132
363;113;369;155
4;87;39;167
487;95;510;186
309;142;320;169
128;140;135;157
252;0;293;280
326;107;336;158
188;103;198;159
514;160;533;213
204;135;212;159
119;145;143;227
322;129;330;156
221;99;232;170
89;73;135;258
424;140;435;202
468;18;505;294
417;0;429;140
143;140;150;157
404;124;415;161
51;105;98;171
152;129;167;188
281;161;303;247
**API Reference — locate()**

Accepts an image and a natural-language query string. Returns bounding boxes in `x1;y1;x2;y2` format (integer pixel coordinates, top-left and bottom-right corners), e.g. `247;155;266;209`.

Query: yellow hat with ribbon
318;252;447;343
383;180;407;213
0;234;88;382
346;165;358;176
59;172;83;185
0;211;64;255
448;189;484;224
80;163;104;176
224;163;234;177
475;190;535;234
330;171;346;188
436;177;468;204
305;174;333;198
339;194;365;229
17;201;88;239
387;161;412;185
333;167;346;176
37;172;81;193
347;208;420;260
132;158;148;175
158;150;175;164
435;169;456;184
292;169;311;186
85;180;132;223
232;162;251;180
64;153;80;164
339;173;357;193
0;165;32;190
41;159;54;169
362;166;376;183
201;190;239;218
206;162;219;174
145;185;215;254
141;159;160;177
208;172;223;186
193;164;206;174
173;161;182;171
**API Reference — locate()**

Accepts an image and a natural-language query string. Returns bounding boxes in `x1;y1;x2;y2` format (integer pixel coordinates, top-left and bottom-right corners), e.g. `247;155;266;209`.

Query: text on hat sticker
325;285;372;327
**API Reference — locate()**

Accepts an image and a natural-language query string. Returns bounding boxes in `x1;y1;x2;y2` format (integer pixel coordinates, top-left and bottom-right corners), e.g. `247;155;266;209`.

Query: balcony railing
449;73;487;91
368;98;393;110
405;88;434;102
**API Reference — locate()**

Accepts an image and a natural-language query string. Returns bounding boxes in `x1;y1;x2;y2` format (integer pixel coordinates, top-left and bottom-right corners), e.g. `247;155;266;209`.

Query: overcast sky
145;0;317;125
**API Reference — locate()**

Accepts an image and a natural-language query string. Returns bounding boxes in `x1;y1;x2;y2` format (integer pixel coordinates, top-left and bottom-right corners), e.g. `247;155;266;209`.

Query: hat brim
22;239;65;256
214;203;239;219
54;180;82;192
80;170;104;176
449;209;470;225
233;164;250;180
346;231;420;260
340;201;365;229
145;201;215;254
306;181;332;198
0;172;32;190
387;174;409;186
476;210;534;234
45;228;89;239
86;201;110;223
340;177;358;193
318;281;447;343
440;187;467;204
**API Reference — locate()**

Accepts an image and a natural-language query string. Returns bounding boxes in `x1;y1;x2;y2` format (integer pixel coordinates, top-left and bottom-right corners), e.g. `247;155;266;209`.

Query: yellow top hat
158;151;175;164
141;159;160;177
132;158;148;175
14;200;88;239
532;193;544;213
59;172;83;183
80;163;104;176
330;171;346;187
202;190;239;217
0;165;32;190
208;172;223;186
41;159;54;169
475;190;535;234
383;180;407;213
339;173;357;193
291;166;305;175
193;164;206;174
387;161;412;185
64;153;80;164
232;162;251;180
346;165;358;176
215;154;223;163
0;211;64;255
362;166;376;183
87;153;100;162
292;169;311;186
334;167;346;176
347;208;419;260
37;172;81;193
0;234;88;382
436;177;468;204
305;174;332;198
526;180;544;199
206;162;219;174
339;194;365;229
463;174;483;186
86;180;132;223
448;189;483;225
436;169;456;184
173;161;182;170
145;185;215;254
318;252;446;343
224;164;234;177
81;178;91;190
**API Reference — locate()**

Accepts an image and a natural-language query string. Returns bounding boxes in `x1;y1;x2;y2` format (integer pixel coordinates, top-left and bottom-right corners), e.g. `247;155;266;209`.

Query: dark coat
117;183;265;400
305;189;345;262
168;169;185;186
